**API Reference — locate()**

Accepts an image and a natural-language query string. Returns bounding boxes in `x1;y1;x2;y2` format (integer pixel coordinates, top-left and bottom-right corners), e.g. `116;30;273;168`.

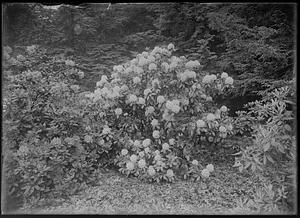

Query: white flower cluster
157;95;165;104
196;119;205;128
151;79;160;87
115;108;122;116
185;60;201;69
128;94;138;103
78;71;84;79
202;72;233;85
167;43;175;50
225;77;234;85
151;119;159;127
152;130;160;139
201;164;214;178
143;138;151;147
133;76;141;84
178;69;196;82
26;45;37;55
113;65;124;73
166;100;180;113
144;88;152;96
92;84;121;102
137;97;145;105
202;74;217;84
17;55;25;62
161;62;170;72
145;106;155;116
65;59;75;67
169;56;181;70
149;63;157;71
96;75;108;87
102;125;111;135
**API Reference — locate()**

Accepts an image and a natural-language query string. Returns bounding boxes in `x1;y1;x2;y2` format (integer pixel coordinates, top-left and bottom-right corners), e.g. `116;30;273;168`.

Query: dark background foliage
3;3;295;114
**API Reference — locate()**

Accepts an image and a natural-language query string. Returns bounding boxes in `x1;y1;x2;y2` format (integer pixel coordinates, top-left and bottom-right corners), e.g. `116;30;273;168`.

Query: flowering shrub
87;43;235;182
2;47;102;204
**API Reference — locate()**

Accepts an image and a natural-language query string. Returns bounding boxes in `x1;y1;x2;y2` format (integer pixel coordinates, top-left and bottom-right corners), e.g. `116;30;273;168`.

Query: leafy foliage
232;85;296;209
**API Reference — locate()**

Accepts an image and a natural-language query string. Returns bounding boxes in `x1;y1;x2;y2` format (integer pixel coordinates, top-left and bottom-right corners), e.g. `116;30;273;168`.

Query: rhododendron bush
84;43;235;182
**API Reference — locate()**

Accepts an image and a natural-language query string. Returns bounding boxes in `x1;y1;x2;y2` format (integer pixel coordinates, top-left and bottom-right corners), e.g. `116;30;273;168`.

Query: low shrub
232;85;296;209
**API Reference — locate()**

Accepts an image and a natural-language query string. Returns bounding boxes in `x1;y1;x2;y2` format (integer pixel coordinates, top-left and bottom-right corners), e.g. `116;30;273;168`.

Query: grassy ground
12;162;291;215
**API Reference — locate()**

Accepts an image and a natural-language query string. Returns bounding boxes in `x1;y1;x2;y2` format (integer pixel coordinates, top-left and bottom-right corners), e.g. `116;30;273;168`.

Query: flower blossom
84;135;93;143
51;137;62;145
135;67;144;74
142;51;149;57
169;61;178;70
166;169;174;177
126;162;135;171
151;79;160;87
201;168;210;178
220;105;228;112
138;159;146;168
138;57;148;66
134;140;141;147
101;75;108;81
157;95;165;104
206;113;216;121
154;154;161;161
121;85;129;92
149;63;157;71
151;119;159;127
148;166;156;176
162;143;169;150
137;97;145;105
65;59;75;66
113;65;124;72
115;108;122;116
169;138;175;145
145;147;150;153
219;126;227;132
102;126;111;134
153;130;160;139
144;88;152;96
192;160;199;165
221;72;228;79
185;60;201;69
167;43;175;50
142;139;151;147
133;77;141;84
130;154;138;162
146;106;155;115
202;74;217;84
179;70;196;81
147;55;155;63
196;120;205;128
166;100;180;113
161;62;169;72
225;77;234;85
128;94;138;103
206;164;214;172
227;124;233;131
139;151;145;157
121;149;128;156
206;96;212;102
78;71;84;79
